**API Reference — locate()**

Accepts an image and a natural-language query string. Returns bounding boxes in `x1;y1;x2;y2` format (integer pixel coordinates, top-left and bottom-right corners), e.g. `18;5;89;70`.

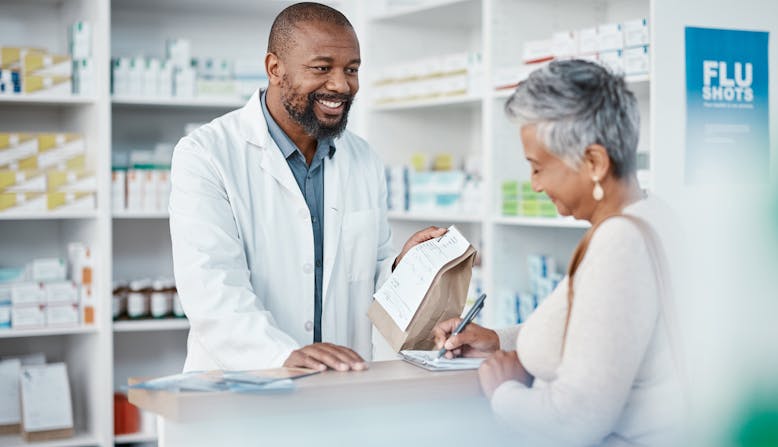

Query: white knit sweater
491;197;684;446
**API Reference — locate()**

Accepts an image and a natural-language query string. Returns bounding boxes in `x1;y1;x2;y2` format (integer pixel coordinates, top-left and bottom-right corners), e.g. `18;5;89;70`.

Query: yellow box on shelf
0;133;38;168
10;153;86;172
22;74;71;96
0;47;44;69
21;51;72;77
0;191;95;213
37;133;84;152
0;169;95;193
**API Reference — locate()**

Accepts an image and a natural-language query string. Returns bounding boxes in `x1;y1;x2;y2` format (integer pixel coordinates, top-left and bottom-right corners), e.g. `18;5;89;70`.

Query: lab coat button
304;320;313;332
303;263;313;274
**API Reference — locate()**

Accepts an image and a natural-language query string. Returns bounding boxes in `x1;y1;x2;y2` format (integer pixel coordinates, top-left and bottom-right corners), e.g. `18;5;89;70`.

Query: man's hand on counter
283;343;368;372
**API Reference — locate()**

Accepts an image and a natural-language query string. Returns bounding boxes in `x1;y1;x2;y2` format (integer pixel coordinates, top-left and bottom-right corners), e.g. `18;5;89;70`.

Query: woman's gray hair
505;59;640;178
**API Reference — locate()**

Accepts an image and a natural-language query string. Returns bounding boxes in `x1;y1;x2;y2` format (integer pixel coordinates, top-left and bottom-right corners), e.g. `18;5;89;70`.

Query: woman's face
520;125;594;220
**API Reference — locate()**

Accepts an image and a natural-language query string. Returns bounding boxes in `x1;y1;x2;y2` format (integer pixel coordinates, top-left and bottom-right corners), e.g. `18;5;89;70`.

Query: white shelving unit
0;327;100;339
113;433;156;445
0;433;99;447
0;96;98;106
112;319;188;333
356;0;652;330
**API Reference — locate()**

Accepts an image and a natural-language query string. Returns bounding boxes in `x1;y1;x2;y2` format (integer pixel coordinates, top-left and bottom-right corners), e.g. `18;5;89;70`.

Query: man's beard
281;81;353;140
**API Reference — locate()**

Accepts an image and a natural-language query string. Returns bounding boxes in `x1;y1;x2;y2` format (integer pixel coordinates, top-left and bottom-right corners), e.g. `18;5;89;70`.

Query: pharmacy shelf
112;211;169;219
493;215;590;229
0;432;98;447
492;73;651;100
113;319;189;333
0;326;100;339
387;211;483;223
114;432;157;444
0;95;97;106
370;94;481;112
111;96;245;109
0;210;98;221
370;0;481;28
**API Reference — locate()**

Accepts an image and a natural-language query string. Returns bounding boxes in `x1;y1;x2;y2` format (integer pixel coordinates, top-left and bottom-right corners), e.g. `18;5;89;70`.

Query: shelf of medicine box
387;210;483;224
0;431;99;447
113;319;189;333
492;215;590;229
0;325;99;340
0;210;99;221
492;74;650;100
112;210;169;219
114;432;157;444
370;94;481;112
111;96;245;109
370;0;481;29
0;95;98;106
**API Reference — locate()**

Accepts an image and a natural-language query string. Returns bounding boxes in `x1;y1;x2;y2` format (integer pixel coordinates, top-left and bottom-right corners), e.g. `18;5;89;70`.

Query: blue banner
685;27;770;184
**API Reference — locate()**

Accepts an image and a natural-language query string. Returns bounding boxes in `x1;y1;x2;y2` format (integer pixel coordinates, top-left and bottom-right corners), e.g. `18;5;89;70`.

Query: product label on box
11;305;46;328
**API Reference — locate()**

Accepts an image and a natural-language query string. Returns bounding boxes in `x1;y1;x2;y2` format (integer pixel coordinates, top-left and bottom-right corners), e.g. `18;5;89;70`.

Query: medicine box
21;52;72;77
45;303;79;327
42;281;79;305
598;50;624;74
11;305;45;329
624;45;650;75
597;23;624;52
22;75;71;96
552;31;579;58
26;258;66;282
10;283;43;306
623;19;649;48
69;21;92;60
0;133;38;169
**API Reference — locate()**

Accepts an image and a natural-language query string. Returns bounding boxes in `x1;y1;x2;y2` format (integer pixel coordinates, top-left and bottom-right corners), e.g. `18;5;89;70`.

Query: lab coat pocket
342;209;379;281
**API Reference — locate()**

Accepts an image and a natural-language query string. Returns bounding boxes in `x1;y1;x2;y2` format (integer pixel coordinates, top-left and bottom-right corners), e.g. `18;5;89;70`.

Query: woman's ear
265;53;282;86
583;144;611;181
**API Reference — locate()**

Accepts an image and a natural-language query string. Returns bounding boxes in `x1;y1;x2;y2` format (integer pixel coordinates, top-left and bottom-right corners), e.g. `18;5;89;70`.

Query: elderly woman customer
434;59;683;446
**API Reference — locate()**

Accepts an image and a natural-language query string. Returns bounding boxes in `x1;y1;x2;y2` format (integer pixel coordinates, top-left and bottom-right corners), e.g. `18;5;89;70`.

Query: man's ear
265;52;283;86
583;144;612;180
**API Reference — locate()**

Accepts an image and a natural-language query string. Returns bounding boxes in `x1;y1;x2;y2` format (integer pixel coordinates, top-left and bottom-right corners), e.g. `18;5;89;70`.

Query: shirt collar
260;90;336;161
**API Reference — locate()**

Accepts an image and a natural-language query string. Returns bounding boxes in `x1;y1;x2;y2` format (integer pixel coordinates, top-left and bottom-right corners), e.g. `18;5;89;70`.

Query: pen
436;293;487;359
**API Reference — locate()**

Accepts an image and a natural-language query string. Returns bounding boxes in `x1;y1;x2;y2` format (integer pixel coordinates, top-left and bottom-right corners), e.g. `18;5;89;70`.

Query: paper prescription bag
368;228;477;352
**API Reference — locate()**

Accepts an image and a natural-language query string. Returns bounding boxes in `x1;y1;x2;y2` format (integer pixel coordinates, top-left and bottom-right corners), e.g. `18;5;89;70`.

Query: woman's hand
433;318;499;358
478;350;533;399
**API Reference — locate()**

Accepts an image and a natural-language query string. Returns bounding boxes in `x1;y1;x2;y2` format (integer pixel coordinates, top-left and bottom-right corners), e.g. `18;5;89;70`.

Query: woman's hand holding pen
432;318;500;359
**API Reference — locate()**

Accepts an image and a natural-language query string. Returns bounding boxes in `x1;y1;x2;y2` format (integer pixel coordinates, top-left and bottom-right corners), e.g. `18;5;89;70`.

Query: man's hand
393;226;448;270
283;343;367;372
433;318;500;359
478;350;533;399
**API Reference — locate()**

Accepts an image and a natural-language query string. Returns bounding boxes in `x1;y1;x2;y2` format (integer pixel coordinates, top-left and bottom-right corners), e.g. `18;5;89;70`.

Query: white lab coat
169;90;395;372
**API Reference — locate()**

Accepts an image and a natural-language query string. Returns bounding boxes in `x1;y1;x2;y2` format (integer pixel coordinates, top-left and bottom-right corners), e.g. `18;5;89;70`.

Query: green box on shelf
539;201;558;217
502;201;519;216
520;200;540;216
521;181;534;195
502;181;519;195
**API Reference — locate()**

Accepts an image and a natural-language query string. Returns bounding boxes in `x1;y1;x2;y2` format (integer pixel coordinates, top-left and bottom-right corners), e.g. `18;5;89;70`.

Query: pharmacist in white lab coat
169;3;441;372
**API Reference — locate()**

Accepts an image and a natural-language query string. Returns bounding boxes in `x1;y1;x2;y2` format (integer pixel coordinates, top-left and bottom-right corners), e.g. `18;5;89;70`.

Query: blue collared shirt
260;90;335;344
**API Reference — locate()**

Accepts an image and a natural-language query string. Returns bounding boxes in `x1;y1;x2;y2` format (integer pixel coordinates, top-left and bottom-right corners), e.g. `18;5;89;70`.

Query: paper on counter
374;225;471;331
400;350;485;371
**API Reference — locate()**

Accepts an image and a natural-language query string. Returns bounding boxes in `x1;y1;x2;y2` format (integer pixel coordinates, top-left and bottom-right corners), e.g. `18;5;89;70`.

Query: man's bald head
268;2;354;57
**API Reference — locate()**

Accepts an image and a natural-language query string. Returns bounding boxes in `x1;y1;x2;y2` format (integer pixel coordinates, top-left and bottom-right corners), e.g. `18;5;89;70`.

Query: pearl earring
592;177;604;201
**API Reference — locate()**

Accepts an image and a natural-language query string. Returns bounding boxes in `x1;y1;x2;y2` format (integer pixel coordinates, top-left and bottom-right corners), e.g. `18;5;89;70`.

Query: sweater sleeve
490;218;660;445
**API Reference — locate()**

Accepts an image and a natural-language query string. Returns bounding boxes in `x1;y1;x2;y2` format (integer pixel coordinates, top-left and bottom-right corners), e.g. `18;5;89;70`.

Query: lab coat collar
238;90;271;150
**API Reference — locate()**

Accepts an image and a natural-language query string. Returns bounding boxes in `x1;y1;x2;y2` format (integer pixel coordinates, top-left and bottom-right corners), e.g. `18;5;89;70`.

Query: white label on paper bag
373;225;470;331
